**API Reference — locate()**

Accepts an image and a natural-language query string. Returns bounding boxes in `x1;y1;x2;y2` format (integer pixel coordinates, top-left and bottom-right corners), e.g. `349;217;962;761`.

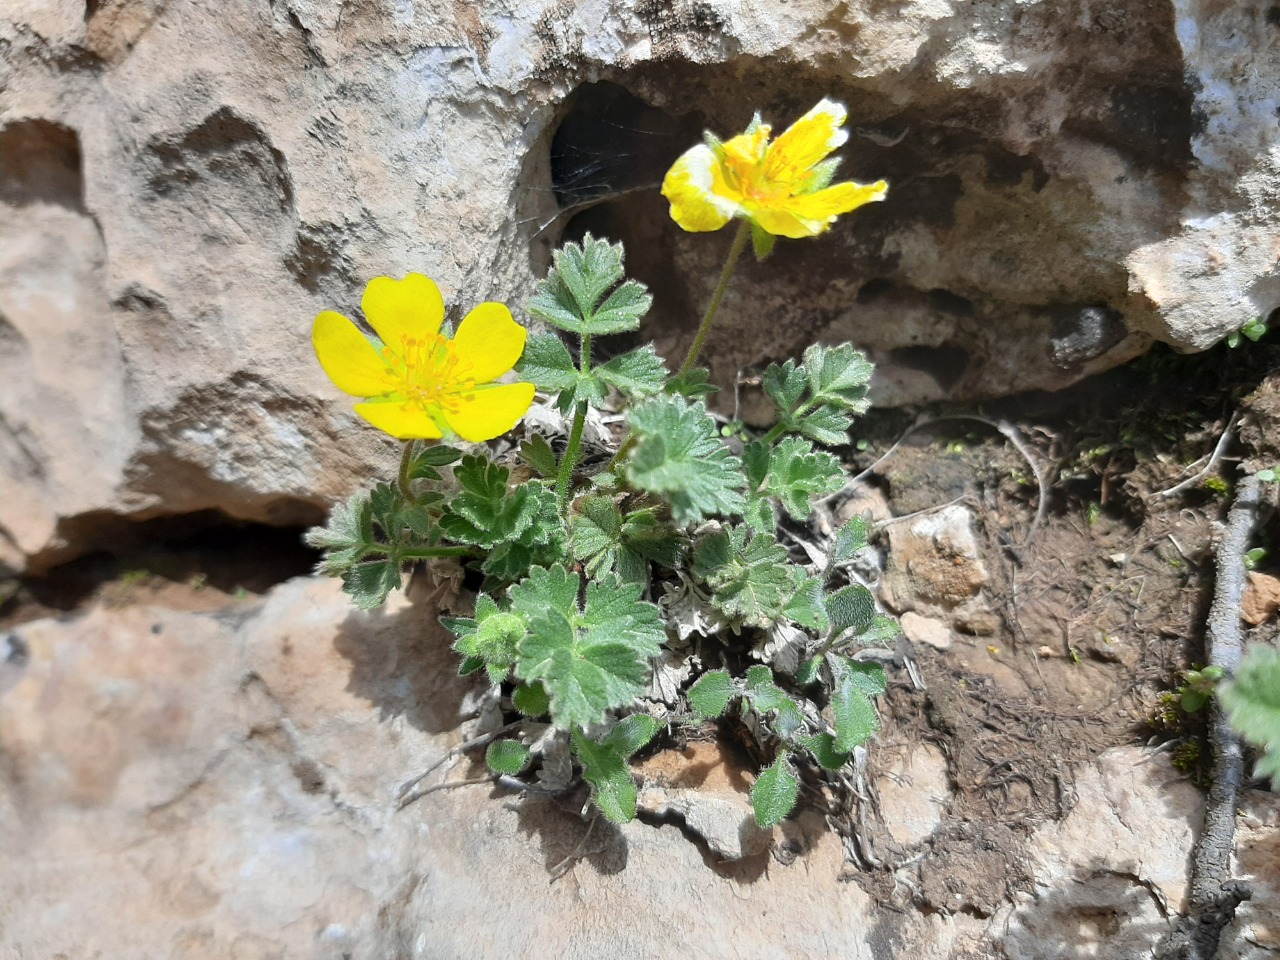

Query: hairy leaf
764;436;844;520
826;584;877;638
693;525;796;628
527;234;652;336
751;754;799;828
626;396;746;523
688;669;735;719
442;594;526;683
596;345;668;399
512;565;665;730
519;434;560;478
828;654;885;752
603;714;662;758
1221;644;1280;788
513;681;551;717
831;516;869;564
803;343;874;413
486;739;531;775
802;733;851;770
572;729;638;823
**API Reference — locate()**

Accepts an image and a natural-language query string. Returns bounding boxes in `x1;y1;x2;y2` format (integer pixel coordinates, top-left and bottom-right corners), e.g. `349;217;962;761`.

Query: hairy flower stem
678;221;751;378
398;440;418;500
556;333;593;508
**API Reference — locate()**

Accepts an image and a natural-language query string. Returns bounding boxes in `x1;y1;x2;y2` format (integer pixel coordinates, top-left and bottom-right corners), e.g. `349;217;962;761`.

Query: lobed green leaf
625;396;746;524
751;754;799;828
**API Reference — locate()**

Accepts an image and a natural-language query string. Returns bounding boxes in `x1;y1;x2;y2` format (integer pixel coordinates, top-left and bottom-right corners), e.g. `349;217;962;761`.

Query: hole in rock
3;510;321;625
0;119;86;211
887;344;971;392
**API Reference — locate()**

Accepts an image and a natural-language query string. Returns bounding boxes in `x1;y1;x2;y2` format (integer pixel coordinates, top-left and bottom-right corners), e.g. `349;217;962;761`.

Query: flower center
384;333;477;414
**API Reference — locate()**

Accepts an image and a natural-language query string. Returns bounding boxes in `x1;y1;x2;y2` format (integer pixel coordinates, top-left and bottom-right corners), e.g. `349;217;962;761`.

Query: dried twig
1154;473;1259;960
849;414;1048;560
394;720;524;809
1151;414;1236;500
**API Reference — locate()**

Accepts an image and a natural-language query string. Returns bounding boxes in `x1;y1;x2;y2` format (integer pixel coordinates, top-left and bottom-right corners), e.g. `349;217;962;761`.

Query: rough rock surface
3;577;1278;958
3;0;1280;571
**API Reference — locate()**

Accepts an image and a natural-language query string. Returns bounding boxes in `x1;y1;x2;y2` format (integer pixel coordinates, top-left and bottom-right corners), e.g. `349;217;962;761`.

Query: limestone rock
4;0;1279;575
881;504;991;623
4;577;1278;957
876;742;952;846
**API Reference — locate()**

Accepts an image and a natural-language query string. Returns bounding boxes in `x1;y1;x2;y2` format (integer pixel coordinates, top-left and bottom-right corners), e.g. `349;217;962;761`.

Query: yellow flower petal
784;179;888;222
353;400;444;440
765;98;848;183
662;145;739;233
442;382;536;442
361;273;444;350
313;310;396;397
451;302;527;383
749;206;826;239
720;126;771;171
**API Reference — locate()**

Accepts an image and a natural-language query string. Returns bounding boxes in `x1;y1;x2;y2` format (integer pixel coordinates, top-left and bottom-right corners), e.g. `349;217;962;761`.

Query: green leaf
571;495;624;576
743;665;805;738
762;359;807;417
826;584;877;638
620;509;683;569
486;739;531;775
666;367;718;398
795;656;823;686
342;559;402;610
751;222;777;260
442;594;526;682
441;459;561;560
603;714;662;758
526;234;653;336
802;733;851;770
828;654;885;752
831;517;869;564
1221;644;1280;788
793;404;853;447
572;729;638;823
513;681;551;717
625;396;746;524
515;331;579;392
596;345;668;399
405;443;462;481
862;614;903;646
785;575;829;632
751;755;799;828
511;565;666;730
764;436;844;520
693;525;796;628
305;490;373;573
804;343;874;413
519;434;560;478
688;669;735;719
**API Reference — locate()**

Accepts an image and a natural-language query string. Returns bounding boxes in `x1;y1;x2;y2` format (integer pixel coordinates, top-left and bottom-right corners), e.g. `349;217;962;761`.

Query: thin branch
1152;415;1236;500
1154;473;1259;960
394;720;524;809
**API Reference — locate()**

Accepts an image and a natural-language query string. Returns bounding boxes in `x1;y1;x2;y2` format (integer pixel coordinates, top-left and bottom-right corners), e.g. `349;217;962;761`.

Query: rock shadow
513;790;630;878
332;581;480;736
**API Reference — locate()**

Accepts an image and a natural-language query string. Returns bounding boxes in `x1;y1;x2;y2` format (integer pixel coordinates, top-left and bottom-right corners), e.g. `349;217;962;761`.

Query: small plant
306;100;894;829
1176;665;1226;713
1221;644;1280;788
1226;316;1267;348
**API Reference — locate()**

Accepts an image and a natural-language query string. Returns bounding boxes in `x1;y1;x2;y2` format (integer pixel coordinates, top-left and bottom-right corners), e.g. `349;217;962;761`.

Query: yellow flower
313;273;535;442
661;98;887;240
